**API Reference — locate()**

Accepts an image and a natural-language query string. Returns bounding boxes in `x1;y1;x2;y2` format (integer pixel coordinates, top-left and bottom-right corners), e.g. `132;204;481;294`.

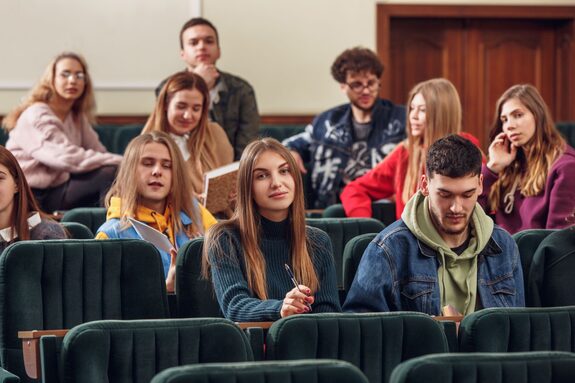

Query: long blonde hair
402;78;462;203
104;131;202;236
203;138;318;299
3;52;96;130
488;84;566;211
142;71;211;176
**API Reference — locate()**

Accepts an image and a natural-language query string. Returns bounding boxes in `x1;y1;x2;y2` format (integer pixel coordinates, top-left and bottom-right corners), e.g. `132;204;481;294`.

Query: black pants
33;165;118;213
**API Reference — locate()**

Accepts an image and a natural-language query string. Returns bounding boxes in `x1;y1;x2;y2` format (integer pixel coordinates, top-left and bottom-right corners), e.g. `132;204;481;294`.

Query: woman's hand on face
280;285;314;318
487;132;517;174
165;248;177;293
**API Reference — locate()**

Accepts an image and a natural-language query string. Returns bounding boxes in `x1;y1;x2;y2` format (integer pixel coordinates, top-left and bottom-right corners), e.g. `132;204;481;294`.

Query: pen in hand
284;263;313;312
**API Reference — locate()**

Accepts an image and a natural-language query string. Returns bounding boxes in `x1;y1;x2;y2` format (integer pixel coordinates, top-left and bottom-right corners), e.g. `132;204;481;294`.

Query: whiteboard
0;0;199;90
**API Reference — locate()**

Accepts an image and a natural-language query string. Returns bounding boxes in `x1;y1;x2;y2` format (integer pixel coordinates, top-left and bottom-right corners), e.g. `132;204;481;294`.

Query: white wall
1;0;573;116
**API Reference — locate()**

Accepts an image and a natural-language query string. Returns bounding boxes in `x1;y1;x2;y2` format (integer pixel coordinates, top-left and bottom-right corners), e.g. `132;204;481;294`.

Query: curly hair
330;47;384;83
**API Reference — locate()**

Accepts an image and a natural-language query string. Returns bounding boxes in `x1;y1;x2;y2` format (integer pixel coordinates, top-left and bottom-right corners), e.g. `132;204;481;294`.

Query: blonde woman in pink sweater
3;52;121;212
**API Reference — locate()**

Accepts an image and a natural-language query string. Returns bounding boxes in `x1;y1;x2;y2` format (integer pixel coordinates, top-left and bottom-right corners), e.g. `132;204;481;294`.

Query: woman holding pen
203;138;341;322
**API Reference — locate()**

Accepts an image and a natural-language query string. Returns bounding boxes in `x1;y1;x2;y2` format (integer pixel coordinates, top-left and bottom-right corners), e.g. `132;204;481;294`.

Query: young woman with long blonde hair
203;138;340;321
341;78;481;219
480;84;575;234
96;132;216;292
3;52;121;212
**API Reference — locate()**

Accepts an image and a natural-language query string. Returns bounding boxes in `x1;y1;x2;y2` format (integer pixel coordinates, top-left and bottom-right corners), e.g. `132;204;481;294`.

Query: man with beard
283;47;405;208
343;135;524;315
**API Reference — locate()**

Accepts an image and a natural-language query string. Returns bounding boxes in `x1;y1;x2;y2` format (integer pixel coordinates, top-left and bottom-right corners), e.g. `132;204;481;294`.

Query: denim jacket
343;220;525;315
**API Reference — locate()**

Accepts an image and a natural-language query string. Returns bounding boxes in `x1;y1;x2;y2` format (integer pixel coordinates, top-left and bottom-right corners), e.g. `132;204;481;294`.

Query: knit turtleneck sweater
208;216;341;322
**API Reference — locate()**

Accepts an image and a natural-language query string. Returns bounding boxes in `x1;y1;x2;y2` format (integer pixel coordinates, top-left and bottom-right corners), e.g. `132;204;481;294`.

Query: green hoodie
401;191;494;315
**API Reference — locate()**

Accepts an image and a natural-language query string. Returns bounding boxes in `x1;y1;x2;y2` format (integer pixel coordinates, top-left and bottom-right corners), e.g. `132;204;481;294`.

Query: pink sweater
6;103;122;189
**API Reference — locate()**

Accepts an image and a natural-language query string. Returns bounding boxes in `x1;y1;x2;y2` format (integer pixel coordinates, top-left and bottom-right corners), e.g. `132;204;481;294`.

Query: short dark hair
426;134;482;178
330;47;384;83
179;17;219;49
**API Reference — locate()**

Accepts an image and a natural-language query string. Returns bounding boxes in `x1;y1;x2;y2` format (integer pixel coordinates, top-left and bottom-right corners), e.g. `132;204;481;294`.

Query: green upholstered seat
0;239;169;382
60;221;93;239
175;237;223;318
557;121;575;149
305;218;385;292
266;312;448;383
342;232;377;293
389;352;575;383
112;123;144;154
61;207;107;236
323;200;396;226
58;318;253;383
0;368;18;383
151;359;369;383
511;229;556;298
528;227;575;307
459;306;575;352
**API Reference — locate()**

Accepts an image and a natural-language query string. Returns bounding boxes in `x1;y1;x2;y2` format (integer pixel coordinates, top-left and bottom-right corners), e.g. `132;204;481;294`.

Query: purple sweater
480;145;575;234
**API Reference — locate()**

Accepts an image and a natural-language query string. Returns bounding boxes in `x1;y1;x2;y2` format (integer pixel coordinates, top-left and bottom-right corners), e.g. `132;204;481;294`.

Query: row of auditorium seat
2;259;575;383
2;237;575;382
59;207;575;310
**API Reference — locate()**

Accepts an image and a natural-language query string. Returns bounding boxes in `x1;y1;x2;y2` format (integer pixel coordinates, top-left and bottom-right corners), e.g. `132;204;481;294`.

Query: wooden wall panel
390;19;464;105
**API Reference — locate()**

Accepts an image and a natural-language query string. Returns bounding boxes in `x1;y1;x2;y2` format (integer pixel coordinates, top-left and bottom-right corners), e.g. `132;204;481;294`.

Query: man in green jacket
157;17;259;160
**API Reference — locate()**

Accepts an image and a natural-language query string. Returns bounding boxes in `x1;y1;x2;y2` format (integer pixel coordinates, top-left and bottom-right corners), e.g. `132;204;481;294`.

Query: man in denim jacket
283;47;405;208
343;135;524;315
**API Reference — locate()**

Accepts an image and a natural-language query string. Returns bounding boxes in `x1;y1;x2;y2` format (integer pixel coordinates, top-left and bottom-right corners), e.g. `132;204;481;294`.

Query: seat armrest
18;330;69;380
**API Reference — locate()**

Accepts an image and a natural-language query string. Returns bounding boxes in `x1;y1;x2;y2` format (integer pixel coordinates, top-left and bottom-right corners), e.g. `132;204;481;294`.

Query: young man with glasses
283;47;405;208
156;17;259;161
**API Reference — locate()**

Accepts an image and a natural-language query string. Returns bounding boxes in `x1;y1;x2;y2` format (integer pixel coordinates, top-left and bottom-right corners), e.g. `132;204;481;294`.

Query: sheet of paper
128;217;174;253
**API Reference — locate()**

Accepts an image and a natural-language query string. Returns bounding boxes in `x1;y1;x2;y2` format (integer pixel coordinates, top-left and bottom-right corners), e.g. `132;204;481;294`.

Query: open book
203;161;239;214
128;217;174;253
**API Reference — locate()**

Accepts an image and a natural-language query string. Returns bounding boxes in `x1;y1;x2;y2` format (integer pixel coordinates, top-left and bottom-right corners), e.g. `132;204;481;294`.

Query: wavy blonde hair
402;78;462;203
104;131;202;236
3;52;96;130
142;71;211;177
203;138;318;299
487;84;566;211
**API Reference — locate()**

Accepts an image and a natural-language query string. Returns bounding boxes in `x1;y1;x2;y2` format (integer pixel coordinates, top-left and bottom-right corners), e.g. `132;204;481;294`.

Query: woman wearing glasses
3;52;121;212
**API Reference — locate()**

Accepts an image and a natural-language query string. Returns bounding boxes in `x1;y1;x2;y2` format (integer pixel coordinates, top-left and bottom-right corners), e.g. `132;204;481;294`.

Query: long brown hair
104;131;203;235
3;52;96;130
402;78;462;203
203;138;318;299
142;71;212;177
0;146;46;241
487;84;566;211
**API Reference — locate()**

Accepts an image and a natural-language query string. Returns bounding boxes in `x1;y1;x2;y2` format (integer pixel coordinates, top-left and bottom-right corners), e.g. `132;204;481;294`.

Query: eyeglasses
58;71;86;81
346;79;380;93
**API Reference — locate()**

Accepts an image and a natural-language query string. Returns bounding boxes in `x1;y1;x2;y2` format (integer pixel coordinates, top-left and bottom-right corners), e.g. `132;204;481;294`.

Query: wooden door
378;5;575;150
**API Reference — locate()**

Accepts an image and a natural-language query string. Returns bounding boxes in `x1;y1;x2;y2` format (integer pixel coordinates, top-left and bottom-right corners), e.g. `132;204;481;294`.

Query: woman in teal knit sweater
203;138;341;322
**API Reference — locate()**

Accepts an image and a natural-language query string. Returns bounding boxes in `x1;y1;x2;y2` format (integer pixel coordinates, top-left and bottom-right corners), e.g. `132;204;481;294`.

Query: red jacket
341;132;481;219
